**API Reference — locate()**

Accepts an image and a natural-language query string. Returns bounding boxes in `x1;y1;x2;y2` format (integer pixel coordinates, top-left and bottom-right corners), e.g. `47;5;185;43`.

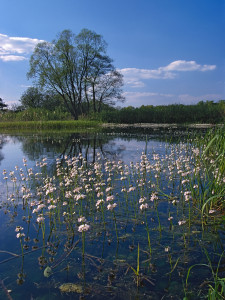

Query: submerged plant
128;243;140;287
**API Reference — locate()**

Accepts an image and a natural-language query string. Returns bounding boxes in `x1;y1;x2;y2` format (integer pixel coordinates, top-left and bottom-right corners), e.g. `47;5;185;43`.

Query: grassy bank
0;120;102;130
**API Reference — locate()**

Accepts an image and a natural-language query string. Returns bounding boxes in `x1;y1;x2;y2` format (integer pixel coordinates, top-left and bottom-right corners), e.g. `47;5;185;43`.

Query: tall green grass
193;126;225;213
0;120;102;130
0;108;72;122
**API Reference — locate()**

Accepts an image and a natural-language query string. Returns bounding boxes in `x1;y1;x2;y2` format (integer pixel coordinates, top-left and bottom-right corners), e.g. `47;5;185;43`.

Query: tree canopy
27;29;124;119
20;87;43;109
0;98;8;111
20;87;64;111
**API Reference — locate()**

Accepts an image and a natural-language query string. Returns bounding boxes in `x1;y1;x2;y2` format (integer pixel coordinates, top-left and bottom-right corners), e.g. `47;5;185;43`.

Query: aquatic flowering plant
78;224;90;232
1;127;225;299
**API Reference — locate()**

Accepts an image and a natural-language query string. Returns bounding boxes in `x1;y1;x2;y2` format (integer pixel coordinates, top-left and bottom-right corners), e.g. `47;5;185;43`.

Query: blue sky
0;0;224;107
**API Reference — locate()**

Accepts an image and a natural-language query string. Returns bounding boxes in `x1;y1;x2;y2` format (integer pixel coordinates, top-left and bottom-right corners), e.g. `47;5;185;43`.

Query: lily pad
44;266;52;278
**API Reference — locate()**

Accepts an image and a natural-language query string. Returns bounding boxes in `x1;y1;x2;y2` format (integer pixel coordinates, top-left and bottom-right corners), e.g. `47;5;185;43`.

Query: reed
193;126;225;213
0;120;102;130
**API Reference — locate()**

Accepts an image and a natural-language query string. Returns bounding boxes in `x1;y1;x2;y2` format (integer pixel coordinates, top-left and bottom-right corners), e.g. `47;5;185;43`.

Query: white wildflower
78;224;90;232
178;220;186;226
107;203;117;210
78;216;86;223
140;203;149;210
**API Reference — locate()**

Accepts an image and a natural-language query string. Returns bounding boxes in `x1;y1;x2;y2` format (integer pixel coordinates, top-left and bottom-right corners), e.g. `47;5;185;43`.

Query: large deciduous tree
27;29;124;119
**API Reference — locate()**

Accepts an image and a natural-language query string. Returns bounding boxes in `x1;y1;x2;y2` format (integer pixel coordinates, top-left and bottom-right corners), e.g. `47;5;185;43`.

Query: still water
0;129;224;300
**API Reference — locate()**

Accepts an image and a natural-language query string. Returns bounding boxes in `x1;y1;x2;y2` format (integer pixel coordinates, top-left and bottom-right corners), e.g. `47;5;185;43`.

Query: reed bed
0;120;101;130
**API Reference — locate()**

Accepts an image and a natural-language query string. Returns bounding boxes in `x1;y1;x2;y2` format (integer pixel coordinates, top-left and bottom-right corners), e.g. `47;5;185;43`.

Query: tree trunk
97;96;103;113
84;83;90;114
62;95;78;120
92;84;96;113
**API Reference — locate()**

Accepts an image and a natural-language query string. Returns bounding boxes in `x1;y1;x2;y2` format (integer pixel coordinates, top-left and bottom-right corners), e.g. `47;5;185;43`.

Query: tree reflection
60;133;126;163
10;132;127;163
0;135;8;166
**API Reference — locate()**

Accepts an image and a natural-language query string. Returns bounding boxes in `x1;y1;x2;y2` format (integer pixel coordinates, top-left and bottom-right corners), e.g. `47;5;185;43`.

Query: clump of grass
190;126;225;214
185;250;225;300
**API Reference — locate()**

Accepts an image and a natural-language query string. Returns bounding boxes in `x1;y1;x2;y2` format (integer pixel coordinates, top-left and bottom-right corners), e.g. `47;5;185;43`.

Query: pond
0;127;224;300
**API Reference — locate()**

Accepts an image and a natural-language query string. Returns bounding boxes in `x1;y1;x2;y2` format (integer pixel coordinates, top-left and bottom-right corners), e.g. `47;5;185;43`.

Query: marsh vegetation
0;126;224;299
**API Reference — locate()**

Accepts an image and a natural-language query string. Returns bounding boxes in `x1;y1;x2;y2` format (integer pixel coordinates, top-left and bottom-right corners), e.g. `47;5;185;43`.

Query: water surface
0;129;224;300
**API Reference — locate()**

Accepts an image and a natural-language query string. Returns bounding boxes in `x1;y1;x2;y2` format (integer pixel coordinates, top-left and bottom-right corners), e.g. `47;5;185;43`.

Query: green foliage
0;108;71;122
185;250;225;299
1;100;224;124
208;278;225;299
20;88;64;111
100;100;225;124
20;87;44;109
194;126;225;211
0;97;8;110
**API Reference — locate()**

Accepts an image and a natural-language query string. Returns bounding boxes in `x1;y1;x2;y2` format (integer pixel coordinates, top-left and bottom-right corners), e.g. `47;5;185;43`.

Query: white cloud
125;79;145;88
164;60;216;72
120;60;216;87
0;55;27;62
120;67;175;83
0;33;45;62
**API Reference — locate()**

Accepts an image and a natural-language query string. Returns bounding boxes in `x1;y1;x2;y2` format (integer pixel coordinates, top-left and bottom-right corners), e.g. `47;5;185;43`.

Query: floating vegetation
59;283;83;293
0;127;224;299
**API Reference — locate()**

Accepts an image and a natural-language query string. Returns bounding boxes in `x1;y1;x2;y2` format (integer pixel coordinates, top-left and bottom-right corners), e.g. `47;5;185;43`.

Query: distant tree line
0;96;224;124
16;86;225;124
98;100;225;124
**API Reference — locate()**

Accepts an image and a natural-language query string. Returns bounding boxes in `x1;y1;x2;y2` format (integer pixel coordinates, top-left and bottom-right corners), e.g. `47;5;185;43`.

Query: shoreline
102;123;223;129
